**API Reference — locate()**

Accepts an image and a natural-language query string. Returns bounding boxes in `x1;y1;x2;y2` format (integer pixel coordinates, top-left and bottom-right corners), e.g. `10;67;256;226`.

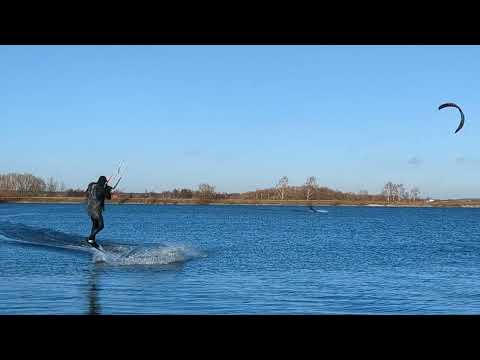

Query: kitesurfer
85;176;112;248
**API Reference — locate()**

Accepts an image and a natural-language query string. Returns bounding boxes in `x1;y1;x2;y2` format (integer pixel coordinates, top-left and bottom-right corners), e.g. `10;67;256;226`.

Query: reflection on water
86;267;101;315
84;262;186;315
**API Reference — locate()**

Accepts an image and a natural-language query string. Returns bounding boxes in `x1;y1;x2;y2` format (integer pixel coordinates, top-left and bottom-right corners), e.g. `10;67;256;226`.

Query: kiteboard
85;238;105;252
309;206;328;213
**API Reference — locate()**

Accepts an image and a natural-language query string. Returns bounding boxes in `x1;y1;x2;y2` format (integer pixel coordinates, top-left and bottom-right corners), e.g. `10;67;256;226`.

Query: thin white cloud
408;156;423;166
455;157;466;164
455;157;480;165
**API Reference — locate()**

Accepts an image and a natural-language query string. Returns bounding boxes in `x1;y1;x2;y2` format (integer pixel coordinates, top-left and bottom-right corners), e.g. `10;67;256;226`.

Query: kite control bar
107;161;126;190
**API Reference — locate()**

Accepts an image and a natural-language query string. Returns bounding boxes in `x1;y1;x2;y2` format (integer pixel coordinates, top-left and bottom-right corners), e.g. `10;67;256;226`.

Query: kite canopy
438;102;464;134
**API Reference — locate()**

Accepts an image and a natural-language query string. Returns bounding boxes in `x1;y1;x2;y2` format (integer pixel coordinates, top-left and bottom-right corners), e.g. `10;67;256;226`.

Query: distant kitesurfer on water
85;176;112;248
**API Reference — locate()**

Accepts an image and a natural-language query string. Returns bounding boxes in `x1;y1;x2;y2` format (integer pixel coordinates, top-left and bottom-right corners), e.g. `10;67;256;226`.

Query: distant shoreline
1;196;480;208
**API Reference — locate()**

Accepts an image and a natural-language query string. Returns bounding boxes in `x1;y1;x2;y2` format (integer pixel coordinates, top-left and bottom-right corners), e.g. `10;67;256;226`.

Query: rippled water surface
1;203;480;314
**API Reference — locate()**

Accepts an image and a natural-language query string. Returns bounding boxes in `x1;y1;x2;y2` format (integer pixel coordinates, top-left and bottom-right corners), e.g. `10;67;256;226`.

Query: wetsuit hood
97;176;108;186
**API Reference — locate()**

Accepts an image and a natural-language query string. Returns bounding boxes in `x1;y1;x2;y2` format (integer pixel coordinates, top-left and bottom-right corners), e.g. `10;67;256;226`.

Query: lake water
1;203;480;314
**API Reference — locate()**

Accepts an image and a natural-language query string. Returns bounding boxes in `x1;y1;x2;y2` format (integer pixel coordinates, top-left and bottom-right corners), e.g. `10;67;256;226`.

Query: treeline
121;177;423;202
0;173;67;194
0;172;83;196
239;176;422;202
130;184;233;200
0;173;424;202
382;182;421;202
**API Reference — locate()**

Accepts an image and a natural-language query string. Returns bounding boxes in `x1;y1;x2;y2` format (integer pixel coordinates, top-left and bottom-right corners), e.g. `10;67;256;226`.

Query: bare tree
382;181;394;202
382;182;414;202
46;177;58;193
410;186;420;201
198;183;216;200
276;176;289;200
304;176;318;201
0;173;46;194
391;183;399;202
397;184;406;201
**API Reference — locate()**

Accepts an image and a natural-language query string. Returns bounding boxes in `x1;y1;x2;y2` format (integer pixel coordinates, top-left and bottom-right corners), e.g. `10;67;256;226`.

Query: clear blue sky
1;45;479;199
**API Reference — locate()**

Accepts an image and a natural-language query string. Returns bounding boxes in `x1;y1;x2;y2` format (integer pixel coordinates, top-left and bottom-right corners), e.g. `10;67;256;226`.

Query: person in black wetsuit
86;176;112;247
